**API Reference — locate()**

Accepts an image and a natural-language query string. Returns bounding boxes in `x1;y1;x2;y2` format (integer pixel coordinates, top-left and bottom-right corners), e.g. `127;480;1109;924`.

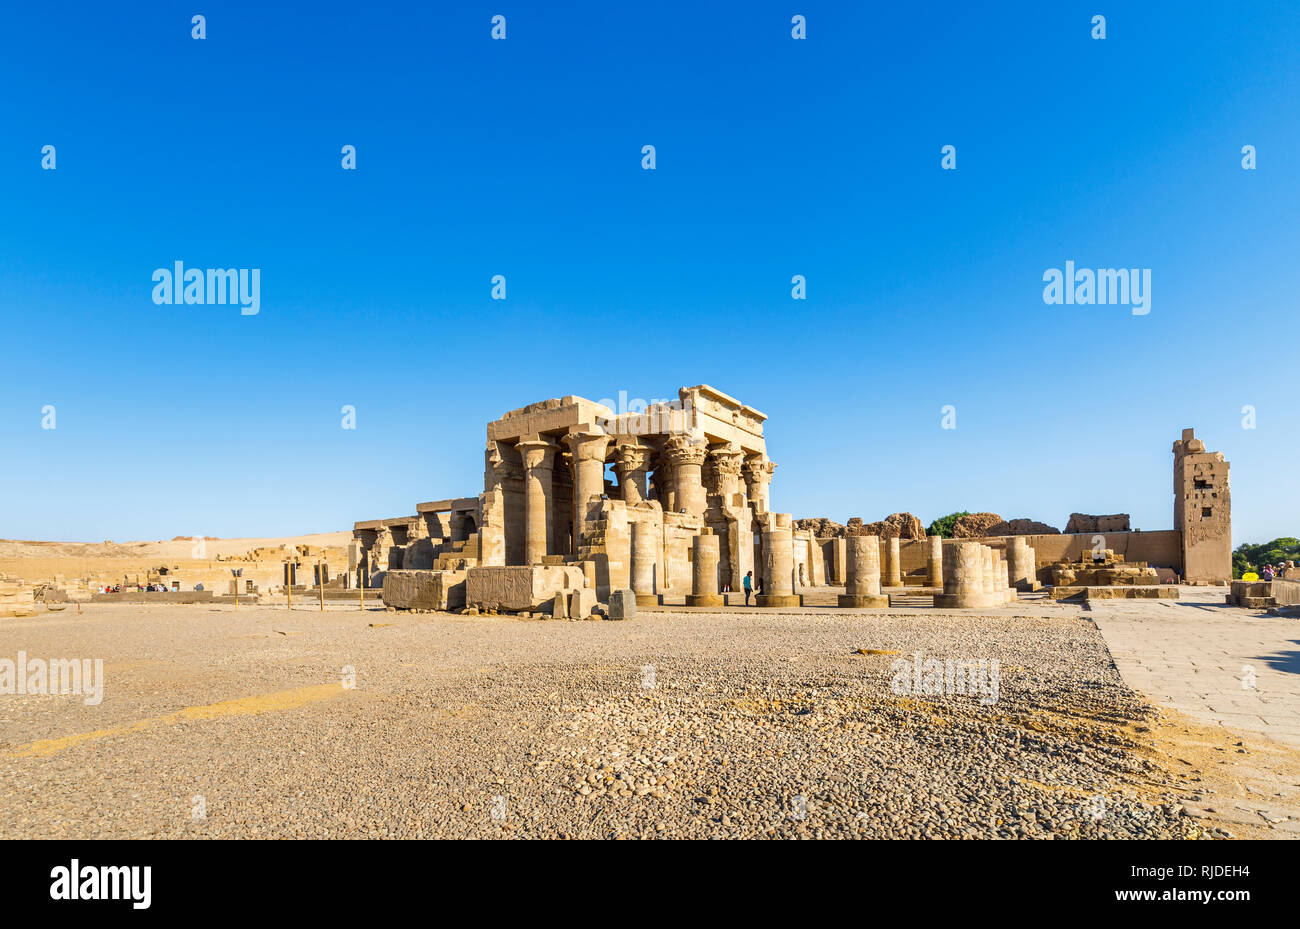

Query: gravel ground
0;602;1206;838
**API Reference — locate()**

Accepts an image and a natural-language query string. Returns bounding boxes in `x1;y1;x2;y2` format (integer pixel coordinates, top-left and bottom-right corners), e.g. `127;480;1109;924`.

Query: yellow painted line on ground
5;683;349;759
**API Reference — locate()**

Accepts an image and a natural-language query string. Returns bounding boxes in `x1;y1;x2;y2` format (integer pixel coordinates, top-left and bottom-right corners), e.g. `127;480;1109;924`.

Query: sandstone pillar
650;455;674;511
630;519;659;606
936;541;986;608
994;549;1012;602
831;537;847;585
742;456;776;515
517;437;558;565
756;513;800;607
706;444;745;506
613;443;651;506
563;430;613;556
370;527;392;583
883;537;903;588
664;436;707;519
686;530;723;607
838;534;888;607
926;535;943;587
488;443;526;566
1007;537;1040;591
980;546;995;598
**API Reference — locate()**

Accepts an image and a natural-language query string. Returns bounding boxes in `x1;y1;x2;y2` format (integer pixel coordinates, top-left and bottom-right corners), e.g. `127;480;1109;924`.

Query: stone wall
895;530;1184;581
1273;579;1300;606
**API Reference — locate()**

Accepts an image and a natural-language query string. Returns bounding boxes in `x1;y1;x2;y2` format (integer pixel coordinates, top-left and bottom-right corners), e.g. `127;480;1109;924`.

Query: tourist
743;571;753;605
1261;564;1275;581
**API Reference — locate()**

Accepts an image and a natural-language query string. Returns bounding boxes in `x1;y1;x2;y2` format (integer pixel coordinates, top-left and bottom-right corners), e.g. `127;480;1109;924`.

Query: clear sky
2;2;1296;546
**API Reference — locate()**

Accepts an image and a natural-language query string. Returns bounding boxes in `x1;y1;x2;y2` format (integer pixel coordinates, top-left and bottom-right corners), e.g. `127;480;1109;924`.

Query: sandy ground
3;598;1297;839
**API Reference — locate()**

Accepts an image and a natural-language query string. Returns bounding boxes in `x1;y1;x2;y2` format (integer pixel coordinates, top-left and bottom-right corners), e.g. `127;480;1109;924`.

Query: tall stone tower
1173;428;1231;583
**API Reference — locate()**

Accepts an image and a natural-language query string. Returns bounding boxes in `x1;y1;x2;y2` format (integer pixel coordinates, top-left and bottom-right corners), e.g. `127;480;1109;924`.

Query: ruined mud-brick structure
351;386;826;613
1173;428;1232;584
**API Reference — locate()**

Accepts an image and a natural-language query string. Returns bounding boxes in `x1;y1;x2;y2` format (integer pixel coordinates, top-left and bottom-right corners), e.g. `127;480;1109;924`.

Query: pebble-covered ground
0;602;1212;838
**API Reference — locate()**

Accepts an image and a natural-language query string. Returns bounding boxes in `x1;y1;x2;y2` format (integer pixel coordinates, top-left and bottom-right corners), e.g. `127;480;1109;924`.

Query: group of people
96;583;174;593
1259;562;1294;581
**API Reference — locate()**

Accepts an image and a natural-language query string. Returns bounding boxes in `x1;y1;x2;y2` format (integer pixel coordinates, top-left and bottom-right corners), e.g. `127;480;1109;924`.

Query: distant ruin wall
883;530;1184;579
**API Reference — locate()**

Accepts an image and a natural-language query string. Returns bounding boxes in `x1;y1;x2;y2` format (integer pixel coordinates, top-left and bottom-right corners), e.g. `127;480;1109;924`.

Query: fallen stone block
466;565;584;612
608;589;637;621
381;569;467;611
570;588;597;619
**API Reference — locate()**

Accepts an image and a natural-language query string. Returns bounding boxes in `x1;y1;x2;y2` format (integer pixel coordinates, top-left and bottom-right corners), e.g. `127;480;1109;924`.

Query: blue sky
2;2;1296;545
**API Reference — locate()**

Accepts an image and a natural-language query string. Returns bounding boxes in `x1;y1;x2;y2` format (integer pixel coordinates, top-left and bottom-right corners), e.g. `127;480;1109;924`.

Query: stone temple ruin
352;386;804;614
351;390;1233;615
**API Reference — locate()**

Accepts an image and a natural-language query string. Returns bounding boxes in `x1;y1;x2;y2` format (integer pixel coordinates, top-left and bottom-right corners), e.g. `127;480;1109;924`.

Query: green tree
926;511;970;539
1233;538;1300;577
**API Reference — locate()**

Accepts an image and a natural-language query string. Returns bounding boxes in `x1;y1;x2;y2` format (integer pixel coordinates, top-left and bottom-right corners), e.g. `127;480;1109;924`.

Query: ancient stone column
831;537;847;585
650;452;674;511
980;546;995;598
994;549;1013;602
838;534;888;607
487;443;527;566
613;443;651;505
686;530;723;607
756;513;800;607
517;437;558;565
926;535;943;587
742;456;776;514
664;436;708;518
706;443;745;506
936;541;985;608
630;519;659;606
884;537;903;588
563;430;612;556
1007;537;1038;591
371;526;392;581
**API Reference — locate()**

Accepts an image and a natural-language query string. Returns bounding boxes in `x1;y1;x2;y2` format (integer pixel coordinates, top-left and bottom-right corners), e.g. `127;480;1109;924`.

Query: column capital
663;434;707;468
614;443;653;505
562;429;613;464
708;443;745;477
517;436;559;471
486;445;523;484
614;442;653;472
743;456;777;480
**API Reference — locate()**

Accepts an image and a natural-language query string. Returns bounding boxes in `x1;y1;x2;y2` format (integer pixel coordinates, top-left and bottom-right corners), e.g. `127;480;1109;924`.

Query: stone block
381;569;468;611
1050;585;1179;601
608;588;637;620
466;565;585;612
570;587;597;619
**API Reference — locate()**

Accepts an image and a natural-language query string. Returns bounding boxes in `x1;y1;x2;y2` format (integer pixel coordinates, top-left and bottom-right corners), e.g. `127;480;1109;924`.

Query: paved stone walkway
1091;588;1300;747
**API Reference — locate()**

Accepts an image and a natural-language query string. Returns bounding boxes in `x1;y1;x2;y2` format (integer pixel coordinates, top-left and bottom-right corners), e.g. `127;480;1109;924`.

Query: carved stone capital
614;443;652;474
517;437;558;473
709;443;744;478
743;456;777;481
664;435;707;469
562;429;613;464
